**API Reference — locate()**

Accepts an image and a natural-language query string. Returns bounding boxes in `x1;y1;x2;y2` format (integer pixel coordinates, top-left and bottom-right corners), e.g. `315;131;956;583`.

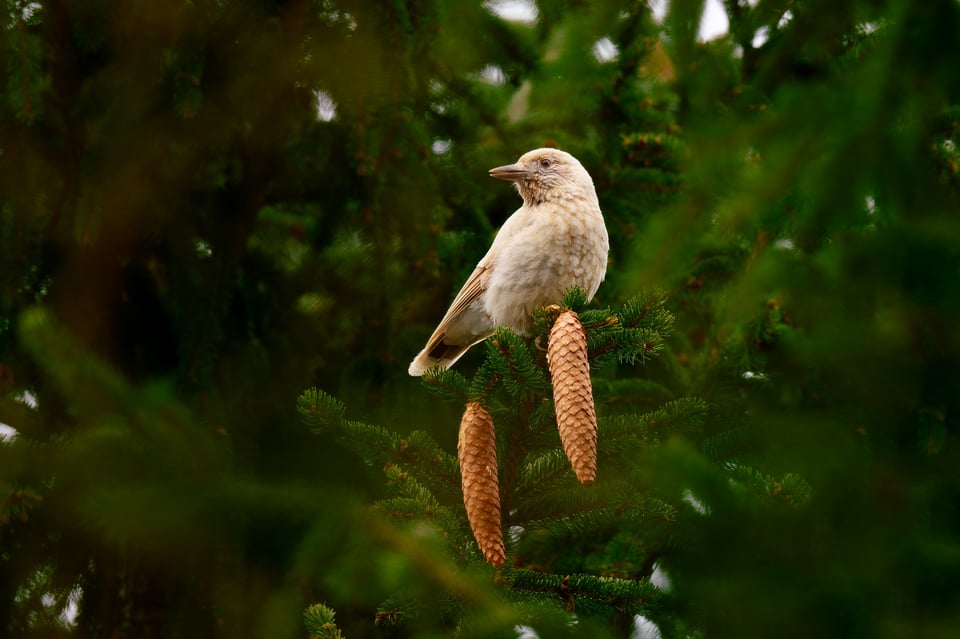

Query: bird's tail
408;337;485;376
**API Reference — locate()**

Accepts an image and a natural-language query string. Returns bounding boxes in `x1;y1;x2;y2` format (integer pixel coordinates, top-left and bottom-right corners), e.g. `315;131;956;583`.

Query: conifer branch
374;592;417;628
488;328;551;399
726;467;813;507
510;489;677;532
617;292;673;332
465;360;503;403
378;464;462;532
598;398;709;453
701;427;753;462
300;388;463;498
510;570;662;617
304;603;345;639
421;367;471;404
514;450;580;497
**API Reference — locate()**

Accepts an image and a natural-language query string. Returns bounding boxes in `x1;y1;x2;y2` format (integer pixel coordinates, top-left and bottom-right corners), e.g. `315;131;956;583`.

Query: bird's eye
539;158;553;169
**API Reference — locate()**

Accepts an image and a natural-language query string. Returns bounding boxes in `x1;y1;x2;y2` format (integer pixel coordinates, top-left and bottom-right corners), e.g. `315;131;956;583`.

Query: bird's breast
484;201;608;334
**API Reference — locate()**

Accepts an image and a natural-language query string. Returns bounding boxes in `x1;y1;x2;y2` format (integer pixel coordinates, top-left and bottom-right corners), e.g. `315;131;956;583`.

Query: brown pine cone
458;401;506;566
547;310;598;485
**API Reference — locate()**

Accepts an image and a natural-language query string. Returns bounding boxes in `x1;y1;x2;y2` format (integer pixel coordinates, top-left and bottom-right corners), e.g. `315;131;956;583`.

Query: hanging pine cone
547;310;598;485
458;401;506;566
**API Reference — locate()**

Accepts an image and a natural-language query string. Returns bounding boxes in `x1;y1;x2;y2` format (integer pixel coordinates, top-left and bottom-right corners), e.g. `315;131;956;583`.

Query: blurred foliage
0;0;958;637
299;289;694;635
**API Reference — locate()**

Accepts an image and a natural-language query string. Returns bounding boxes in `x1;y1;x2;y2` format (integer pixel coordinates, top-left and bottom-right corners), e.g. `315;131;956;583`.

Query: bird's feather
408;261;495;375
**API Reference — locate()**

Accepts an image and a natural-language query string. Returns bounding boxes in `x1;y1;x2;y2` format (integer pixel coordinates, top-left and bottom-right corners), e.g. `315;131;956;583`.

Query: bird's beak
489;163;528;181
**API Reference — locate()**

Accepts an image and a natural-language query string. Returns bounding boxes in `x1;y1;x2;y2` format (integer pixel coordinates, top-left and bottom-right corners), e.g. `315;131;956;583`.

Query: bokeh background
2;0;960;637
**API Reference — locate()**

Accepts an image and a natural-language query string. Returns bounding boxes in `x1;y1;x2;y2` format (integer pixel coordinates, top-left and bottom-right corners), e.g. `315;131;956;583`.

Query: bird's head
489;148;596;206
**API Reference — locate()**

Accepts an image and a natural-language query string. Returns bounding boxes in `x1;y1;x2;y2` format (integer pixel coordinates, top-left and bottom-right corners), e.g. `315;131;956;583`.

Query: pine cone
458;402;506;566
547;310;598;485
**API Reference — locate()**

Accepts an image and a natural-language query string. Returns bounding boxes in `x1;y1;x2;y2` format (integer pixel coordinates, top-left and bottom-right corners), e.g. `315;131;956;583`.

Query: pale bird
409;148;609;376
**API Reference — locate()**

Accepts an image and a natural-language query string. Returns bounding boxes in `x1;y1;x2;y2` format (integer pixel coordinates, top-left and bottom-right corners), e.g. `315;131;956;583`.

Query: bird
409;147;609;376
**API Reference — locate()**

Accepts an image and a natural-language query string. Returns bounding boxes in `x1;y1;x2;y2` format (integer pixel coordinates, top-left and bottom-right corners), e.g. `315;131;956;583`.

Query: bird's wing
427;260;492;344
409;209;528;375
408;261;495;375
426;208;530;343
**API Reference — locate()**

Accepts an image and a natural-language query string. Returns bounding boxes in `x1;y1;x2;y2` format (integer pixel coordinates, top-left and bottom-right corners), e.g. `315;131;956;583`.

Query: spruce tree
300;289;706;637
3;1;960;638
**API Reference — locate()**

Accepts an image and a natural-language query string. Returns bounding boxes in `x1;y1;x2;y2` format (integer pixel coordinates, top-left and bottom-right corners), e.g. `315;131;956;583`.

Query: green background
2;1;959;637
